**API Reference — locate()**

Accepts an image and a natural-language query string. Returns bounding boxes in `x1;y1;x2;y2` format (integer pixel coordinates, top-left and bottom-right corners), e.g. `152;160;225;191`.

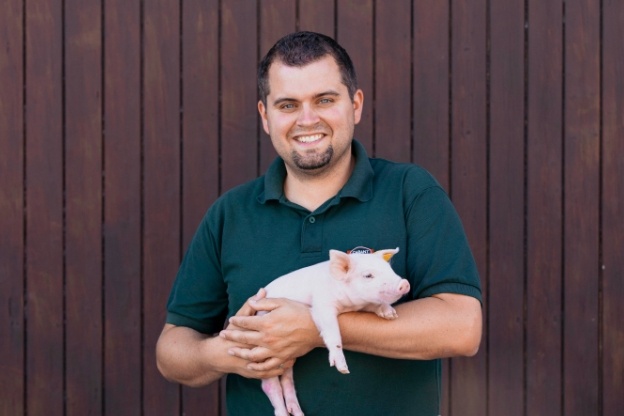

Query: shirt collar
257;139;374;204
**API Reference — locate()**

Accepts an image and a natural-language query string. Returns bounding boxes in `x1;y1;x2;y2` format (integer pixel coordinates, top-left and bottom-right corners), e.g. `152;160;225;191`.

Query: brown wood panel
487;0;525;415
411;3;452;411
564;0;601;414
103;0;143;413
0;1;24;414
258;0;297;173
336;0;374;154
180;1;222;414
64;1;103;414
526;1;564;414
602;1;624;415
449;0;488;414
25;0;64;414
412;0;450;189
143;0;182;413
221;0;258;191
374;0;412;161
299;0;335;36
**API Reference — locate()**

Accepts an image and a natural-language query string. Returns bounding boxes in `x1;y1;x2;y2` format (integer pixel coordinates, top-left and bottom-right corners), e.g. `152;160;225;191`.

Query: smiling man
156;32;483;416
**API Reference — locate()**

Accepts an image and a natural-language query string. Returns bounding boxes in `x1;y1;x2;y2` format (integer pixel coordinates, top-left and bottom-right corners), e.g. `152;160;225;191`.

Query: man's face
258;56;363;177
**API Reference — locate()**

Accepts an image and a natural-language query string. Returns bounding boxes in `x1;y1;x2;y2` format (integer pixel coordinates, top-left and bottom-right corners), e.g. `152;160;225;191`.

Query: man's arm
156;297;296;387
339;293;482;359
221;292;482;370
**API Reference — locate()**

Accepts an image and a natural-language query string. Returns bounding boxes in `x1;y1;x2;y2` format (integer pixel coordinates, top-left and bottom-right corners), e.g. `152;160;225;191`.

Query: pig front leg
364;302;398;320
310;305;349;374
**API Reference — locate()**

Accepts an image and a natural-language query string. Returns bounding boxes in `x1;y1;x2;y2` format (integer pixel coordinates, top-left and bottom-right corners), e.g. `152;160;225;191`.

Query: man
156;31;482;416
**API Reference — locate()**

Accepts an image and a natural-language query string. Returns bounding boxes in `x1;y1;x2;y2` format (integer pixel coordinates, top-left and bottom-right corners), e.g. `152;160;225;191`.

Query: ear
352;89;364;125
375;247;399;262
258;100;270;135
329;250;352;281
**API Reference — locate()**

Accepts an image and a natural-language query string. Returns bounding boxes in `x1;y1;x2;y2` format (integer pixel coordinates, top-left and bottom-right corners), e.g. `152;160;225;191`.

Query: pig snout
397;279;410;295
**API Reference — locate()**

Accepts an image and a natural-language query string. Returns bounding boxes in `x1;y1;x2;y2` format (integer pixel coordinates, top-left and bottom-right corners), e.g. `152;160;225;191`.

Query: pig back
263;260;331;306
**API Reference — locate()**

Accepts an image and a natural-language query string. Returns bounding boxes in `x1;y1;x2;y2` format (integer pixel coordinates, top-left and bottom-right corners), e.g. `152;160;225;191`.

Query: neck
283;153;355;212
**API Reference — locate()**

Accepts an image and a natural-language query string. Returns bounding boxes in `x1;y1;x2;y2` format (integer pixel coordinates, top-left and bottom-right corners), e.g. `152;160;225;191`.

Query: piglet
259;247;410;416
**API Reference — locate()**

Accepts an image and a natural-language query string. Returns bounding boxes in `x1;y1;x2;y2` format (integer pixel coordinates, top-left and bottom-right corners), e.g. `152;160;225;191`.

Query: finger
229;298;284;328
248;358;296;372
220;327;262;345
227;345;272;363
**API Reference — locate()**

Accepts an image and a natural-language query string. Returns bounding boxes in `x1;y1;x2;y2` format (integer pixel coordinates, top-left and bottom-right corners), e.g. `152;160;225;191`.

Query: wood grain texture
64;0;103;414
563;0;601;414
103;0;143;413
526;1;564;414
487;0;525;414
0;0;24;414
601;1;624;415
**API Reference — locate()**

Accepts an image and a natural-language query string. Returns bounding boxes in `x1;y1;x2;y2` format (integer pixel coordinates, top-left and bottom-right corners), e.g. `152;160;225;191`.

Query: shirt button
308;216;316;223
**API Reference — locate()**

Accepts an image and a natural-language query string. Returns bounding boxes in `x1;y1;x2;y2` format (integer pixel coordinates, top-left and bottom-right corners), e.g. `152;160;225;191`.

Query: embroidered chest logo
347;246;375;254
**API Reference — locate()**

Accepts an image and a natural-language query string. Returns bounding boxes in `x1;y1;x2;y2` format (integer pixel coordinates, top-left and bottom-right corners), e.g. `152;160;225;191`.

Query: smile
295;133;324;143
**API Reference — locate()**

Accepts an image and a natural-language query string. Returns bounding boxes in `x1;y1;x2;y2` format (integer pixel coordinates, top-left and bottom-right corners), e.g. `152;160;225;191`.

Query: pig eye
364;273;374;279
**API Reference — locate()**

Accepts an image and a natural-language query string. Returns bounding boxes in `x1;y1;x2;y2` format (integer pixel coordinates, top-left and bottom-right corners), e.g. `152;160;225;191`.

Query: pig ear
375;247;399;262
329;250;352;280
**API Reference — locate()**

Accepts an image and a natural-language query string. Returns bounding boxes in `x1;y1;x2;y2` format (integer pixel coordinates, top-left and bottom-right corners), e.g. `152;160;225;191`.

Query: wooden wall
1;0;622;415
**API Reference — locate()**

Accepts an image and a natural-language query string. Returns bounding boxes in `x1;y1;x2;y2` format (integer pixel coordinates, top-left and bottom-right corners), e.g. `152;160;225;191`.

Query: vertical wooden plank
299;0;335;36
221;0;258;191
563;0;601;414
412;0;450;190
374;0;411;161
258;0;297;172
526;1;563;414
449;0;487;414
64;0;103;414
180;0;222;414
602;1;624;414
412;3;452;411
487;0;525;415
103;0;142;412
0;1;24;414
336;0;374;154
143;0;181;413
24;0;64;414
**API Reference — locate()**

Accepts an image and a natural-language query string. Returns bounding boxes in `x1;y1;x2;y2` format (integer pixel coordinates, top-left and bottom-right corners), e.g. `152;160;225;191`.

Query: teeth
297;134;323;143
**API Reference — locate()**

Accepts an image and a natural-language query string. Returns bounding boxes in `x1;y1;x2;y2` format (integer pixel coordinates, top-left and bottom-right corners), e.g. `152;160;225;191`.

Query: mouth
294;133;324;144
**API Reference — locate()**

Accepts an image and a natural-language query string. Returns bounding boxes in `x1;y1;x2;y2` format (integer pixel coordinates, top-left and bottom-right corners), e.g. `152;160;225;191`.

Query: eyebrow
271;90;341;107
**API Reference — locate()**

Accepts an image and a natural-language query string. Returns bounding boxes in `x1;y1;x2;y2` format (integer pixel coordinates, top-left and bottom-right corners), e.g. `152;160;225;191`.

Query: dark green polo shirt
166;140;481;416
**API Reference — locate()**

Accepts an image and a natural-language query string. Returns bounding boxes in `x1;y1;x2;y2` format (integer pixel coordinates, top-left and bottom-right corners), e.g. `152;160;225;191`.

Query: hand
220;292;322;372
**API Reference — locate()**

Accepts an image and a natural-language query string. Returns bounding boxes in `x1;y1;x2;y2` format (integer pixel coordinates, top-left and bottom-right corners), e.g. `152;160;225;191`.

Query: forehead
267;56;347;100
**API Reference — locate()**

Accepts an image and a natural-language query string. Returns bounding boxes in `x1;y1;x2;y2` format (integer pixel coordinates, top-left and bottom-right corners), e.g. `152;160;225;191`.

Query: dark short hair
257;31;358;104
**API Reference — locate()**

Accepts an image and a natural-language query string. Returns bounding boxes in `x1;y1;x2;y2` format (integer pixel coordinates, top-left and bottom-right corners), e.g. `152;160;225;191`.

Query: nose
297;104;320;126
397;279;410;295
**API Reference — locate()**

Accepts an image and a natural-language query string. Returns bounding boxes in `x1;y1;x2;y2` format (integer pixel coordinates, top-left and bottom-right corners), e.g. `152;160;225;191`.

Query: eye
280;103;296;110
364;273;374;279
318;97;334;105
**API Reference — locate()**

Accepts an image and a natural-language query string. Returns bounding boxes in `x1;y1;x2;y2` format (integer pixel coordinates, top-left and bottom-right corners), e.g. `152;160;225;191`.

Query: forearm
156;324;231;386
156;323;281;387
339;293;482;360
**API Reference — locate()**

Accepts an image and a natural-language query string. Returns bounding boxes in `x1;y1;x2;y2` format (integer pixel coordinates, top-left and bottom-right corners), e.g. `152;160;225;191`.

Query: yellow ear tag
382;253;394;262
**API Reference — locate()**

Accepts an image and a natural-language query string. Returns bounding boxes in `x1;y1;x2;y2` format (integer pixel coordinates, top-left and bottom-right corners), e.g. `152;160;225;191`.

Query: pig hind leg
280;367;304;416
261;377;291;416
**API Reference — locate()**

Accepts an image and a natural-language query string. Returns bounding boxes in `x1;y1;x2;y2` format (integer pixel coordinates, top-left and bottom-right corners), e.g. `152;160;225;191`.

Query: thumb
234;288;268;317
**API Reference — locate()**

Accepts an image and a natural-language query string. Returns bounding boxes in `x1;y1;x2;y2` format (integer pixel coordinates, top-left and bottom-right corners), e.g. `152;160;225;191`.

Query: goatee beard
292;145;334;171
